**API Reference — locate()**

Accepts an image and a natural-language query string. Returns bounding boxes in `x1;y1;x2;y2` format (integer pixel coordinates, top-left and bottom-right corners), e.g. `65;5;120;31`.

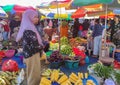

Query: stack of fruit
48;51;63;62
49;42;59;51
41;69;64;78
60;45;72;55
40;69;71;85
69;72;96;85
69;37;87;48
60;36;69;45
40;71;97;85
0;71;19;85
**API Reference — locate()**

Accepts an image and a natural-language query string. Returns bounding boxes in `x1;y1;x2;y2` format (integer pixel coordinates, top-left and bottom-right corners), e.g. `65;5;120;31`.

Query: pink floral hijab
16;9;43;45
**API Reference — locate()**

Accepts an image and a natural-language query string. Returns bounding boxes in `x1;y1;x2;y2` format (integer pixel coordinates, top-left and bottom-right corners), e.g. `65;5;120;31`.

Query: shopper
92;19;104;57
16;9;43;85
73;18;80;38
0;19;10;41
9;15;21;35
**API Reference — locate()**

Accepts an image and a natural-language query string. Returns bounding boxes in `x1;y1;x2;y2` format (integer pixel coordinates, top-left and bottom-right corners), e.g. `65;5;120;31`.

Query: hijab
16;9;43;45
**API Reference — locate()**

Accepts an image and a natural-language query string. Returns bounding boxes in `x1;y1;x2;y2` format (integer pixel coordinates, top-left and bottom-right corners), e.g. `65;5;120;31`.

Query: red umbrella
13;5;35;13
71;8;86;18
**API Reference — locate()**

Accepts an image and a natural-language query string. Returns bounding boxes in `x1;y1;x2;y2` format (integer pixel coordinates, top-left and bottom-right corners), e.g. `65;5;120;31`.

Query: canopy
2;5;35;13
87;10;113;17
113;9;120;15
47;13;55;18
49;0;72;9
108;0;120;9
0;7;8;17
83;4;103;11
72;0;113;7
54;14;68;19
2;5;14;12
71;8;86;18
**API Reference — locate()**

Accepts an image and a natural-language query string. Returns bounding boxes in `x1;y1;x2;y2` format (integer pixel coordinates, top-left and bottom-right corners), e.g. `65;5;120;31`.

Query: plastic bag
2;59;19;72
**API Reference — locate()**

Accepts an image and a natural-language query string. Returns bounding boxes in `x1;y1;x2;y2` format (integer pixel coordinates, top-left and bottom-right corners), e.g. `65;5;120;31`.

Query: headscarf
16;9;43;45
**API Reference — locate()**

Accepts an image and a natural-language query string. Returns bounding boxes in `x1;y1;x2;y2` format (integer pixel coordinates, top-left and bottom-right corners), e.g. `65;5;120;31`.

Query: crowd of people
0;9;120;85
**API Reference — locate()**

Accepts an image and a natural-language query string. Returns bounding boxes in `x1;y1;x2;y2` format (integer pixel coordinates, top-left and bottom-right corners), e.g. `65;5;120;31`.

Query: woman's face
32;15;39;25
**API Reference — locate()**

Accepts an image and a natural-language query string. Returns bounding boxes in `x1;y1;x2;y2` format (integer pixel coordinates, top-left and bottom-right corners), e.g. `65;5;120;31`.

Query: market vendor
16;9;43;85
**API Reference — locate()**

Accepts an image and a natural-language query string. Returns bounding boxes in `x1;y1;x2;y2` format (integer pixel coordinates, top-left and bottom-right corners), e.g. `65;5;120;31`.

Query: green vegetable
60;37;69;45
94;63;113;79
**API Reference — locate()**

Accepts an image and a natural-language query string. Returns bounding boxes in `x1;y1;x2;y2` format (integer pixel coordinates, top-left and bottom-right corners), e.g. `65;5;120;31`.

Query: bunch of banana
0;71;19;85
86;80;95;85
0;77;6;85
41;69;52;78
69;73;79;84
57;74;68;84
61;79;72;85
75;79;83;85
51;70;59;82
40;77;51;85
78;72;88;79
78;73;84;79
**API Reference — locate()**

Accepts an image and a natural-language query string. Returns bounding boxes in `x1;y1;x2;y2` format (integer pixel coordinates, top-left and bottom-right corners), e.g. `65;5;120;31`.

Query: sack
2;59;19;72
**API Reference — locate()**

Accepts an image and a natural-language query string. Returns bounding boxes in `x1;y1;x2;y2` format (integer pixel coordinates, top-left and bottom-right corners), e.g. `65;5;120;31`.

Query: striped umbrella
0;7;8;17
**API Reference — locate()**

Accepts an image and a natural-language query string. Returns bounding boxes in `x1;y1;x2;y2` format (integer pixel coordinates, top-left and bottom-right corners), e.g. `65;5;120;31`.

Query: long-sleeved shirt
92;24;104;38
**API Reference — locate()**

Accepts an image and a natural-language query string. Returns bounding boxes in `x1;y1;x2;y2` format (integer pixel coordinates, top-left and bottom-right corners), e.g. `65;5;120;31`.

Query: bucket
65;59;79;69
49;61;63;69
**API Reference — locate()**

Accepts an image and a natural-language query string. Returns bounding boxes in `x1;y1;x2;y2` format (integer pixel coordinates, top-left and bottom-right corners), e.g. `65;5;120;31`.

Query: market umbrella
87;10;113;17
2;5;35;13
49;0;72;9
113;9;120;15
72;0;113;7
0;7;8;17
54;13;68;19
47;13;55;18
83;4;103;12
107;0;120;9
71;8;86;18
2;5;14;12
71;4;104;18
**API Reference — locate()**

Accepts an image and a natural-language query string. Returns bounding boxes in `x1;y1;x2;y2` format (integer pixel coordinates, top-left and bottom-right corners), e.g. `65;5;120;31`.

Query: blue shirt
92;24;104;38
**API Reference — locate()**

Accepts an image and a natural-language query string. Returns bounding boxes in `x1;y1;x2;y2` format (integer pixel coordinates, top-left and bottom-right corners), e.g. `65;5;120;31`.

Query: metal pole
104;4;108;43
56;0;61;52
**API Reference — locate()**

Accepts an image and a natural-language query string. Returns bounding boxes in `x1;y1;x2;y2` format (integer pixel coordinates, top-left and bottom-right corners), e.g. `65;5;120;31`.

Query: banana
54;70;59;81
85;73;88;79
75;80;83;85
58;74;68;84
70;73;78;80
2;76;11;85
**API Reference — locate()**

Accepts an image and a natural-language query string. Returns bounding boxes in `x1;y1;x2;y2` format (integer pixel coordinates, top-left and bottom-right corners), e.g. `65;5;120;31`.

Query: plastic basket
49;61;63;69
46;50;53;58
5;50;15;58
65;60;79;69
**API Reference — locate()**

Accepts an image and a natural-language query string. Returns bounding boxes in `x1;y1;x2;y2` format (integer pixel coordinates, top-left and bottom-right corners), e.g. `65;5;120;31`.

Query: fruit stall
0;48;26;85
42;36;120;85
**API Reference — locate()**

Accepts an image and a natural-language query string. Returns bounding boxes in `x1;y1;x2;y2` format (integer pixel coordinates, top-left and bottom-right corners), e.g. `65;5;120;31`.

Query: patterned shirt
23;30;43;58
